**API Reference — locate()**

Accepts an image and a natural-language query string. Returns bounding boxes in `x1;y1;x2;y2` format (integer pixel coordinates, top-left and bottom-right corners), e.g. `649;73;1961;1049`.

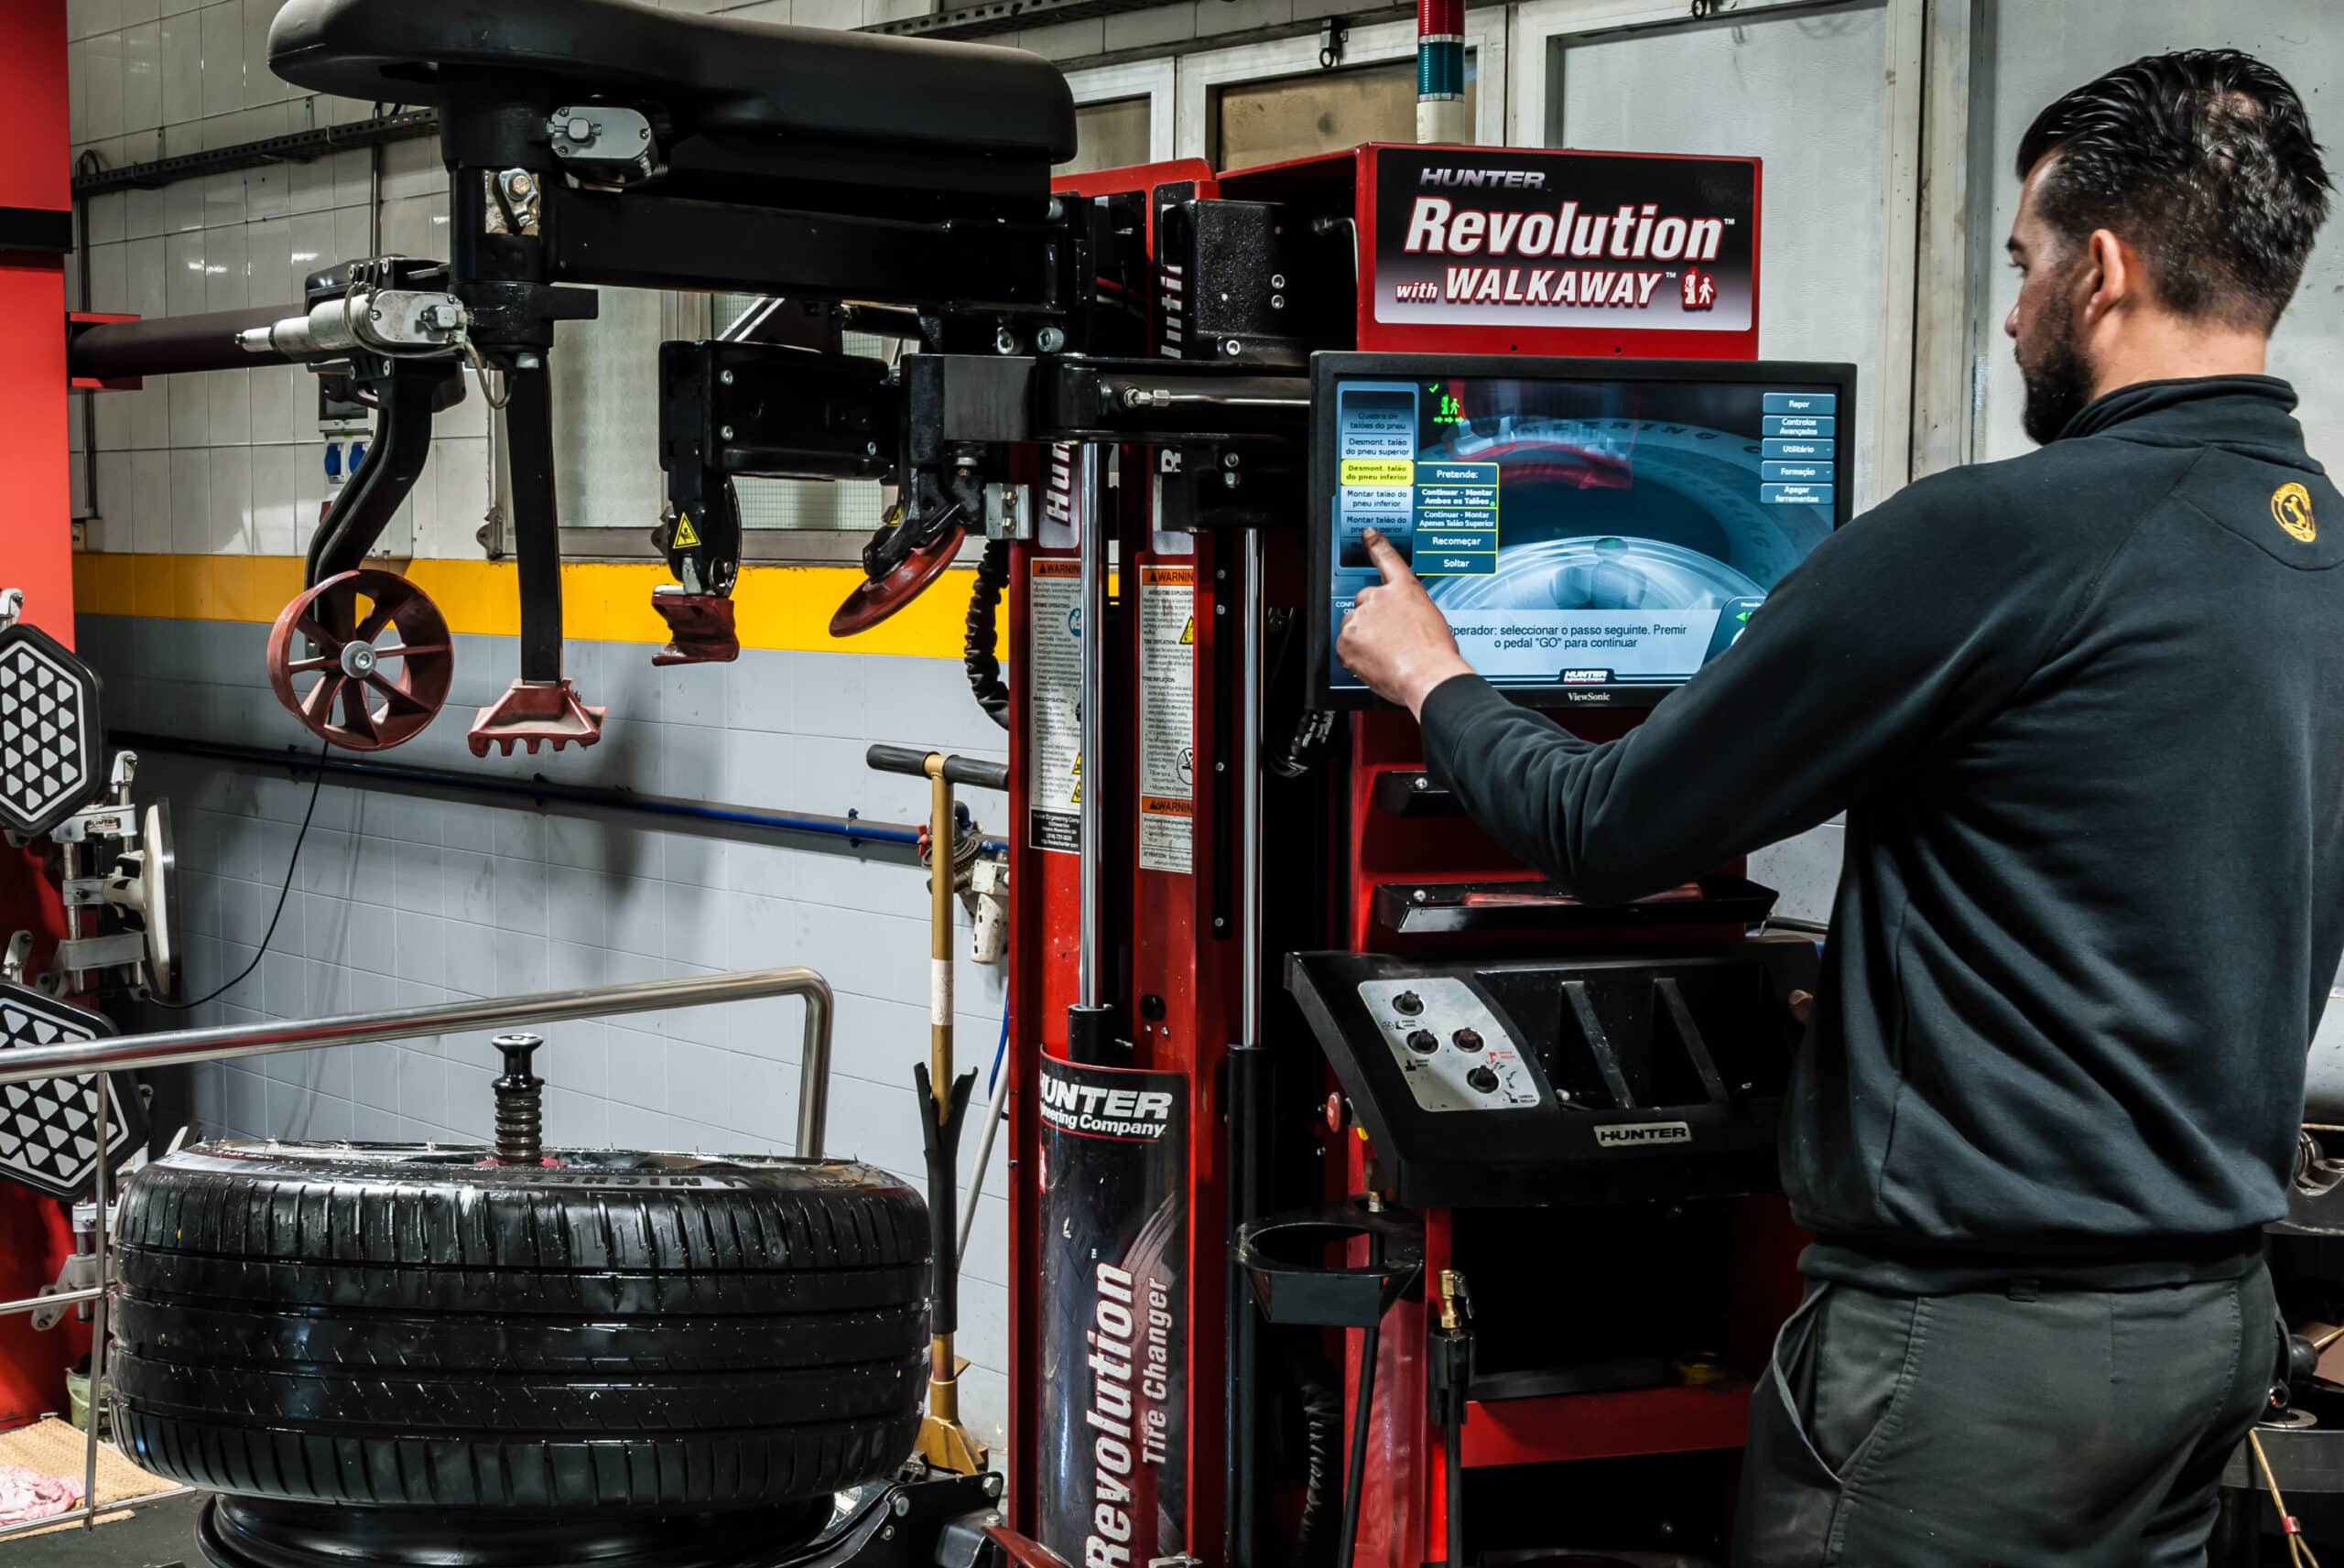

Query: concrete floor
4;1491;201;1566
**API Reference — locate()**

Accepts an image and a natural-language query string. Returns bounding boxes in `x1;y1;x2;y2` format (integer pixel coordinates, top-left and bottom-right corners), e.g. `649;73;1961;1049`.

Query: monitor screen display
1313;356;1855;707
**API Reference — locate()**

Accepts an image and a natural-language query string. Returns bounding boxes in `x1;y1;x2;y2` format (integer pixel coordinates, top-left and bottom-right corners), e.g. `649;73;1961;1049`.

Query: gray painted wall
1972;0;2344;461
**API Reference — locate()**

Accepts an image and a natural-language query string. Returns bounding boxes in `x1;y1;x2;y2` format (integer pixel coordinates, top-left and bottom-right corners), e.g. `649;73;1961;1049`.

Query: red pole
0;0;87;1430
0;0;76;647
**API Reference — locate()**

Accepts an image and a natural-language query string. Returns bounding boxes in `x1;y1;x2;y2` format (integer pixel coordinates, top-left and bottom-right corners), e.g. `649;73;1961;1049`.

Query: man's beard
2019;306;2095;445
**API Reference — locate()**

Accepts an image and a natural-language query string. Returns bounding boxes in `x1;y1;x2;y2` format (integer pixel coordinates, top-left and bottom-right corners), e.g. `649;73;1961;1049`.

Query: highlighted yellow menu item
1341;459;1415;487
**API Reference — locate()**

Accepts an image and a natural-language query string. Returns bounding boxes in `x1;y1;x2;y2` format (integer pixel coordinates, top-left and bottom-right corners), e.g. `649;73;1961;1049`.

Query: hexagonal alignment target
0;985;141;1200
0;622;104;838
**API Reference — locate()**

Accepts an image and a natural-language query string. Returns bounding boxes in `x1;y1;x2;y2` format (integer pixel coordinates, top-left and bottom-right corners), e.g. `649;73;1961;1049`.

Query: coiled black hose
1295;1378;1343;1560
966;539;1011;730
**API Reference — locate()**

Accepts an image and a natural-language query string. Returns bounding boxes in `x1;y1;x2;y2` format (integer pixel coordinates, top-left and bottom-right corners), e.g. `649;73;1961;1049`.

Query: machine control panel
1287;938;1819;1207
1358;977;1542;1112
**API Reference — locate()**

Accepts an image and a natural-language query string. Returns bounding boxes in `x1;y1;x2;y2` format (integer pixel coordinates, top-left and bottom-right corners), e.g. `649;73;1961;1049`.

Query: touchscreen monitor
1310;354;1857;708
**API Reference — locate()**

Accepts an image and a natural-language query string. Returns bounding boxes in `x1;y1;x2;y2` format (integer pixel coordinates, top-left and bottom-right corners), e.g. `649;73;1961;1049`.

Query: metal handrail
0;964;839;1536
0;967;838;1156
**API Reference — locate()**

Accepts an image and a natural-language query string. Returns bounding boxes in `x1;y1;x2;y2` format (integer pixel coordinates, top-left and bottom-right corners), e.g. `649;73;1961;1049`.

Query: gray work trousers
1733;1263;2276;1567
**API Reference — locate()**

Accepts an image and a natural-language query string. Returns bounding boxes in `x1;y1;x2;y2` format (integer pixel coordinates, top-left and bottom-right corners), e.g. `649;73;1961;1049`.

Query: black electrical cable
149;744;328;1011
1293;1377;1342;1560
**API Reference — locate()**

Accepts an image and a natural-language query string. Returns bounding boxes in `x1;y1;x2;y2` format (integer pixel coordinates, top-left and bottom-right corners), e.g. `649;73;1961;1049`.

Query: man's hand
1336;528;1477;718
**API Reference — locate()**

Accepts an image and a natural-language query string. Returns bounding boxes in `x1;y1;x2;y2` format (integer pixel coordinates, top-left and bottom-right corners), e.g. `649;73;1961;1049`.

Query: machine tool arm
1414;469;2068;906
68;303;307;378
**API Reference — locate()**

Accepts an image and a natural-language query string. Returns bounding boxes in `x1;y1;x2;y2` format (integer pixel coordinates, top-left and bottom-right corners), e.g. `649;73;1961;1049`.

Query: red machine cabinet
1007;141;1799;1568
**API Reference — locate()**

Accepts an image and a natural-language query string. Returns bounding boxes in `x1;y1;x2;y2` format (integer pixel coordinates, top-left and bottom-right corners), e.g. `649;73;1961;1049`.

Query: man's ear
2081;228;2134;325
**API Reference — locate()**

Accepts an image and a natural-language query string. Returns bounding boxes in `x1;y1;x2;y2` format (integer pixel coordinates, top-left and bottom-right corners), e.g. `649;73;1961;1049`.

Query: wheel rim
266;570;453;751
200;1496;836;1568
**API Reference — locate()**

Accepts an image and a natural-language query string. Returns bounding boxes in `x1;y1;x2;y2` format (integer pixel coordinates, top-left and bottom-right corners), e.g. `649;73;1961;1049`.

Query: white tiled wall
63;0;933;562
70;141;496;559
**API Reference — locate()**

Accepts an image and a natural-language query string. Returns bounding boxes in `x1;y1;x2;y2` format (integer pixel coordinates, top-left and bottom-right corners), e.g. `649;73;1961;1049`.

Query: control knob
1394;990;1424;1016
1452;1027;1483;1052
1466;1065;1500;1094
1407;1029;1439;1054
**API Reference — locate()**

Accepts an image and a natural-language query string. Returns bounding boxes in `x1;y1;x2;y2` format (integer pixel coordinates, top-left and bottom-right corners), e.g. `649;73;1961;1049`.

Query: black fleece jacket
1420;376;2344;1285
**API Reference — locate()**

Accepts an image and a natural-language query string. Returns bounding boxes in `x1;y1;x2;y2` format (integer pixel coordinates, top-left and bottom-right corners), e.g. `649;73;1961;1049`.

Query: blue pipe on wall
113;731;1012;857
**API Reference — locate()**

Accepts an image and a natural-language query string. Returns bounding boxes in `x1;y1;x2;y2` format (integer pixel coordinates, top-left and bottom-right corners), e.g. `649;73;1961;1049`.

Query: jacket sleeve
1416;471;2068;904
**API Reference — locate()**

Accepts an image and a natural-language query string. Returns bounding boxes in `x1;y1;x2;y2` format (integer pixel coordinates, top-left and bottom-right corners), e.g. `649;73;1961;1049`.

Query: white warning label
1138;564;1196;875
1027;558;1083;854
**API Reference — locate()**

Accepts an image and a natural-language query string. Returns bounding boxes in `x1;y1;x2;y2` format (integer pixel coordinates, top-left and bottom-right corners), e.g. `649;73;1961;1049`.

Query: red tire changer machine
48;0;1848;1543
995;145;1851;1568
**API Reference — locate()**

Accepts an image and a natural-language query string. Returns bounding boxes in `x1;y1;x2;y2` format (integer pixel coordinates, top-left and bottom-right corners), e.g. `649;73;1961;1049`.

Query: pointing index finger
1362;528;1414;586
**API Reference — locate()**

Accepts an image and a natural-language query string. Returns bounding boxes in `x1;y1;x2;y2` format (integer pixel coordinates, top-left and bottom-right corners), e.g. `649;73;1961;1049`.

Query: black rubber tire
112;1143;930;1513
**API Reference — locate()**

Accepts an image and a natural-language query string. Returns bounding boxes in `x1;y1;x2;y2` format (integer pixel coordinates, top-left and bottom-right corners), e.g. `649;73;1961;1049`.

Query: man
1338;49;2336;1567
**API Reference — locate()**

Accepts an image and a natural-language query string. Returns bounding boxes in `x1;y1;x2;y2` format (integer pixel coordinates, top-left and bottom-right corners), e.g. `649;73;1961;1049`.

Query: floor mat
0;1415;176;1540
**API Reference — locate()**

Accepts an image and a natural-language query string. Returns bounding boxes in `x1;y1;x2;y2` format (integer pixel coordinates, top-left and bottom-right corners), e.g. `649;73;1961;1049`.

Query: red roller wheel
266;570;453;752
829;522;966;638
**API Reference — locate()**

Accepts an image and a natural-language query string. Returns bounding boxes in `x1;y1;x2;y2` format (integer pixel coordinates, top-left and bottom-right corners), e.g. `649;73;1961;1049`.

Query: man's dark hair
2017;49;2332;330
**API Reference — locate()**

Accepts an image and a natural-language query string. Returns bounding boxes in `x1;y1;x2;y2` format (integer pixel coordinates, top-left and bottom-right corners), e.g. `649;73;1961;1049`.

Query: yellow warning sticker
1137;564;1195;876
673;513;703;549
1027;559;1082;853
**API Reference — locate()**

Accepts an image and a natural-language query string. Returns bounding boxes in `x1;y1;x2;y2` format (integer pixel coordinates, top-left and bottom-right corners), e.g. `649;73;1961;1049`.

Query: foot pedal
649;586;740;666
468;679;607;757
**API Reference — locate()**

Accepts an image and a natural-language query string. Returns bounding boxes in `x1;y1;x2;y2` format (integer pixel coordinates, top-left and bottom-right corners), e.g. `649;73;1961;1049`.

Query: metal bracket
487;168;544;237
969;858;1008;966
30;1201;105;1332
548;105;659;187
53;932;147;972
238;289;469;361
48;802;136;846
982;483;1031;542
2;932;29;985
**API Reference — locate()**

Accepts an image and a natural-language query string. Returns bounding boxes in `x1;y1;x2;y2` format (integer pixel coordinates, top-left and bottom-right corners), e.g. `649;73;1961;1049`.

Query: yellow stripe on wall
71;555;985;661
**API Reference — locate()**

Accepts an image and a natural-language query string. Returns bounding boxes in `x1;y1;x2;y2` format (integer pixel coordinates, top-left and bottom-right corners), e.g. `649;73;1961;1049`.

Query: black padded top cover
268;0;1076;162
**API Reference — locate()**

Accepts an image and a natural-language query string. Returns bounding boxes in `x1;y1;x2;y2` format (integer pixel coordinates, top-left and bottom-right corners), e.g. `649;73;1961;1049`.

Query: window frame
1174;14;1509;166
1066;59;1179;166
1508;0;1926;502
